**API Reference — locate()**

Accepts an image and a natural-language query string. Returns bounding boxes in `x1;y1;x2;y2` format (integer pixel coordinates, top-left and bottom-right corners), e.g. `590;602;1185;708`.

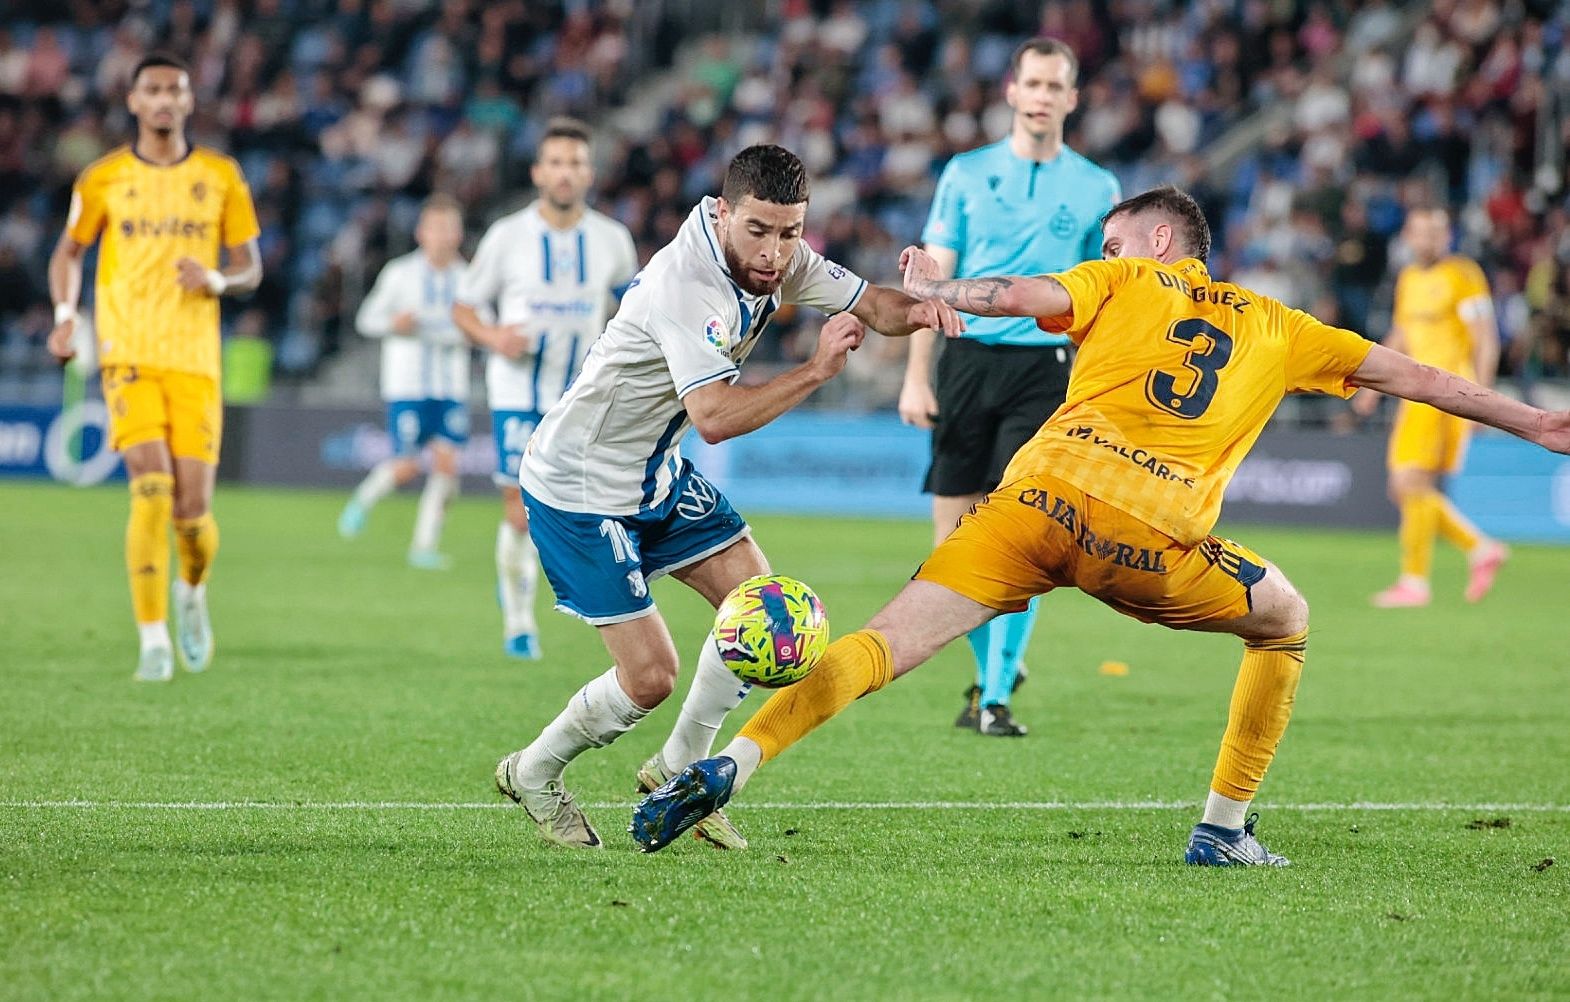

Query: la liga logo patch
703;315;728;352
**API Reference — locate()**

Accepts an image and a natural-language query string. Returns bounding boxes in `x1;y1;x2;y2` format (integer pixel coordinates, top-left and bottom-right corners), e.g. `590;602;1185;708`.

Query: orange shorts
101;365;222;465
1388;400;1469;474
915;474;1268;628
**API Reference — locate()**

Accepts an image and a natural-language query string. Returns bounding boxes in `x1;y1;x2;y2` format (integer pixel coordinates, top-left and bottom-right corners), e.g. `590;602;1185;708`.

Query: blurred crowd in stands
1;0;1568;407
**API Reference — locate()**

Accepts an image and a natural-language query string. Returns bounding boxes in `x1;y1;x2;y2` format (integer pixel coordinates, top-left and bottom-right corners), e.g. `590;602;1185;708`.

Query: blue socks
968;596;1041;707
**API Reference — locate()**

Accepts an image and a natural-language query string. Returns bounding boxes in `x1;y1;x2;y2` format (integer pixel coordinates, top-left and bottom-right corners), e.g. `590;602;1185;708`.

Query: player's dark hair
1105;185;1212;262
539;117;592;150
421;192;463;216
1009;38;1079;85
1404;200;1451;223
721;145;810;207
131;52;190;86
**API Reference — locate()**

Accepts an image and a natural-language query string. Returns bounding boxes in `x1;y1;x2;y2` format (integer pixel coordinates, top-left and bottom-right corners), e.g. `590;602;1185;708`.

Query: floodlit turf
2;480;1566;1001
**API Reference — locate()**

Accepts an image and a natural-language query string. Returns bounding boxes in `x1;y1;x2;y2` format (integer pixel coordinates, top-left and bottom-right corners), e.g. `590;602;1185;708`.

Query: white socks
718;737;763;792
513;667;650;789
495;521;540;636
352;460;400;510
412;472;457;552
659;639;752;774
137;621;170;652
1202;789;1250;830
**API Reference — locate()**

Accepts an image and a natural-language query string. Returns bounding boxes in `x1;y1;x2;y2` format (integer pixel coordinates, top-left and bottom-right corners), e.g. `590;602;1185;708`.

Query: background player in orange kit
1356;205;1508;607
632;187;1570;865
45;53;262;682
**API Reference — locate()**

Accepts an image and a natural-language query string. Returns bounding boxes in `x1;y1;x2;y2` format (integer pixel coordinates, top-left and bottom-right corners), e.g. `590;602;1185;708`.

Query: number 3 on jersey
1145;318;1233;419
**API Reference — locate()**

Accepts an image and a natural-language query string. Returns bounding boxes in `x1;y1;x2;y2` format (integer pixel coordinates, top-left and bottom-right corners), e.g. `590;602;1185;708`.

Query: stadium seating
0;0;1566;406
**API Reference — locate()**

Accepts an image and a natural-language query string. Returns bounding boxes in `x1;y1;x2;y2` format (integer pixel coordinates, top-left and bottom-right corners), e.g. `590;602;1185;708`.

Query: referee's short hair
722;145;810;207
1104;186;1211;262
1009;38;1079;85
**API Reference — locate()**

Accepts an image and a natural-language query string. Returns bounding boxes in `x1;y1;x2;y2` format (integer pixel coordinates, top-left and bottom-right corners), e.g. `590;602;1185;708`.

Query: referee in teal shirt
899;38;1120;737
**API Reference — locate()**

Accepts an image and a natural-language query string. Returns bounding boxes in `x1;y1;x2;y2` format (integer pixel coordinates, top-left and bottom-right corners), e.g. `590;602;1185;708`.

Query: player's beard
720;237;785;297
544;189;582;214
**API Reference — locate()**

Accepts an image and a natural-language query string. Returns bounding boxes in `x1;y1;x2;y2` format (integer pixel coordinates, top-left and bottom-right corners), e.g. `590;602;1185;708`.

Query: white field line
2;799;1567;813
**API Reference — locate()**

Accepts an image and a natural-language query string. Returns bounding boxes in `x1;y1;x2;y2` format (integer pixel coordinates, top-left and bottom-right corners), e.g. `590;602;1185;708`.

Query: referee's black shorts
922;338;1073;497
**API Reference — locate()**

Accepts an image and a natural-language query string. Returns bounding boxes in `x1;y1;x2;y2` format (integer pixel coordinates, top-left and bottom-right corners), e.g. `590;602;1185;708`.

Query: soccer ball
711;574;829;688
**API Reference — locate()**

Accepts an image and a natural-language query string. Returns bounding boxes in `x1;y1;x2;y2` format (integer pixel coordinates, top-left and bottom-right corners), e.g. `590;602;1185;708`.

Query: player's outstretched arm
1350;343;1570;453
848;282;965;338
899;245;1070;319
45;233;88;361
684;313;866;444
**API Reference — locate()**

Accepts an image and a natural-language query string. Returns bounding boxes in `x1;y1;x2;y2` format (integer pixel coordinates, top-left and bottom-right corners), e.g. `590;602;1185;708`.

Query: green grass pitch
2;480;1566;1000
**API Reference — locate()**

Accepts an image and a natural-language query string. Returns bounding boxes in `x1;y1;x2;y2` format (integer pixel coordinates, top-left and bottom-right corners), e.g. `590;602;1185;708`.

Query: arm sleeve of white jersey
650;290;741;399
610;226;639;299
355;260;402;338
780;240;867;315
455;225;504;307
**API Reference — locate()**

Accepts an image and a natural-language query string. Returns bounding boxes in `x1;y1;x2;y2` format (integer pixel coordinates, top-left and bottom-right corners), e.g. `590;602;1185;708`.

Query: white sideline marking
2;799;1567;813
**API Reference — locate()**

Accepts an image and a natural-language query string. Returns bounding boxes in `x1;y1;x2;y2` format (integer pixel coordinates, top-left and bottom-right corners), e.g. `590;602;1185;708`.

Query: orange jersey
1391;255;1490;378
67;145;260;380
1002;257;1374;545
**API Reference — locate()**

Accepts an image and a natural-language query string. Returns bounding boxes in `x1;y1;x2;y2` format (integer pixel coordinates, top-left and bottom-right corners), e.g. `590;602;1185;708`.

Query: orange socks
1209;629;1308;802
126;473;174;625
737;630;895;764
1398;492;1439;580
173;513;219;585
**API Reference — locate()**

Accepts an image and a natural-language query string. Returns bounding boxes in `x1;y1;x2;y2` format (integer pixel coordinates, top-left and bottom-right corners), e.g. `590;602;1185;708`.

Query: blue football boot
629;756;737;852
504;633;541;660
1185;812;1290;867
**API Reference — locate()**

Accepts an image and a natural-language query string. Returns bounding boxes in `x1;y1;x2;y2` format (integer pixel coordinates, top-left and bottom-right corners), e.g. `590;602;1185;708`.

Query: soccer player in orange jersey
1356;205;1507;607
632;187;1570;865
46;53;262;683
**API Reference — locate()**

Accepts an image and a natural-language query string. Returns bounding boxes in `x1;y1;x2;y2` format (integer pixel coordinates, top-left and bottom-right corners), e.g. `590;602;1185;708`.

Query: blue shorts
492;409;542;488
522;461;750;625
387;399;468;456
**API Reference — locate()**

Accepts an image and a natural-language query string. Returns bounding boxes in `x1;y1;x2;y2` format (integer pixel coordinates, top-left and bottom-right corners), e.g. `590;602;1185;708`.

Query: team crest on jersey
703;315;728;352
1050;206;1078;238
191;181;207;203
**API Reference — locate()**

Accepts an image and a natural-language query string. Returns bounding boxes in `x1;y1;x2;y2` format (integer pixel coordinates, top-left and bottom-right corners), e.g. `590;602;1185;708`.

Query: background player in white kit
452;119;638;659
338;194;470;570
493;145;963;849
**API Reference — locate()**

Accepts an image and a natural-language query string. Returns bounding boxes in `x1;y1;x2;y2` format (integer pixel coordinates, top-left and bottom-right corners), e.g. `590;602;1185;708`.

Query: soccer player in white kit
452;119;638;659
492;145;964;849
338;194;471;570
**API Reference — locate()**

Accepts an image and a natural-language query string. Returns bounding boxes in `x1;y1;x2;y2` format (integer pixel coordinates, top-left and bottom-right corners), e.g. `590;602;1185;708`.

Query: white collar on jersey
528;199;588;235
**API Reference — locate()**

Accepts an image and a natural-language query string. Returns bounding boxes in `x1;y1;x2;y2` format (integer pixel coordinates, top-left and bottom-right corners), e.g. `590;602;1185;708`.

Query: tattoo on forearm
910;276;1016;315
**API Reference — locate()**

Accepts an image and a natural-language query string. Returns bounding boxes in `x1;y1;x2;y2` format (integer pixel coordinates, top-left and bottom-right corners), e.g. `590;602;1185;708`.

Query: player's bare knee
171;492;210;521
1230;568;1308;641
622;658;678;707
1276;590;1310;638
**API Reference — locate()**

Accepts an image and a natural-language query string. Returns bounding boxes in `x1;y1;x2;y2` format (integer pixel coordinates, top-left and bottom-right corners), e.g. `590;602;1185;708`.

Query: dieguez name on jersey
1154;271;1251;313
1065;425;1196;487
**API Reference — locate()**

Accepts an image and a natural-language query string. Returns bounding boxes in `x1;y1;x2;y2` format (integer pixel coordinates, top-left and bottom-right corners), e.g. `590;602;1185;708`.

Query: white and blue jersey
922;140;1120;346
455;201;638;484
355;250;471;453
519;196;867;623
